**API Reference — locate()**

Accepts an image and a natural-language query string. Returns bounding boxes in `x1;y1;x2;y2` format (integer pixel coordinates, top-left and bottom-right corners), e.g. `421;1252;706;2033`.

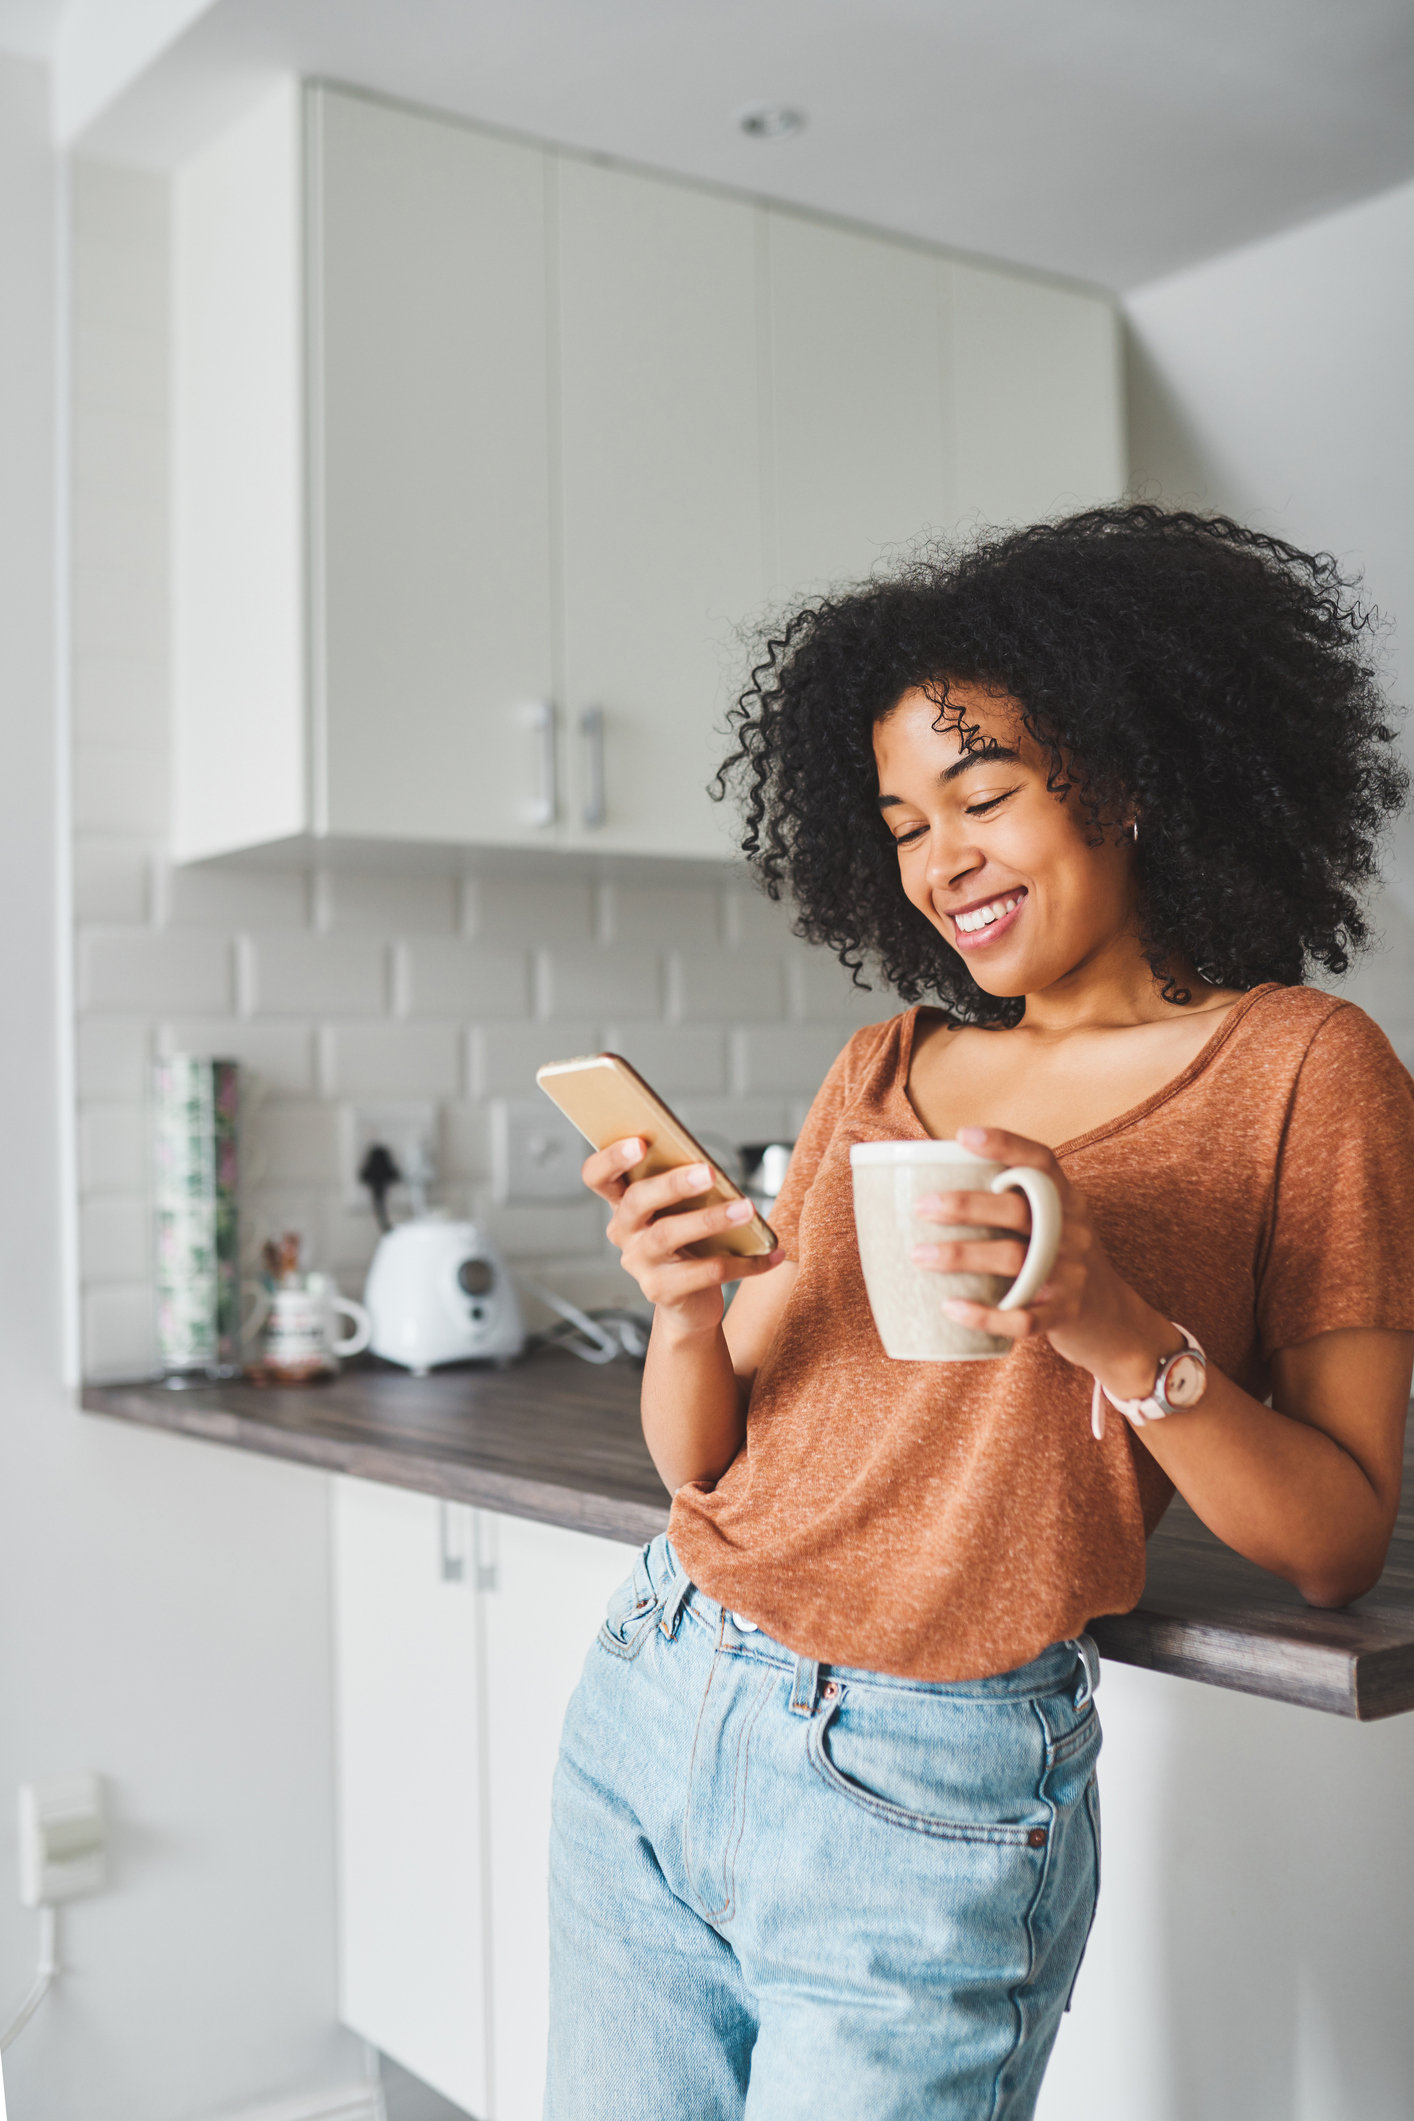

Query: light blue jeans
546;1533;1101;2119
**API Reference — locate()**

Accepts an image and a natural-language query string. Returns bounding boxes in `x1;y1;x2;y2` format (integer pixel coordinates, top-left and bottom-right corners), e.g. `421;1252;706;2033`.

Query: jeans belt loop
659;1569;692;1641
1071;1634;1101;1708
789;1655;820;1716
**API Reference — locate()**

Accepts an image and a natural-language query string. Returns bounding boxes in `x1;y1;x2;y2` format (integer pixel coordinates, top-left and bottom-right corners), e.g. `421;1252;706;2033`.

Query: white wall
1038;180;1414;2121
1125;174;1414;1065
0;61;365;2120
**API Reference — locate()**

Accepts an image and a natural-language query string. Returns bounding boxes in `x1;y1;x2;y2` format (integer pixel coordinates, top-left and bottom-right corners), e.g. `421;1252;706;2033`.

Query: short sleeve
768;1019;896;1261
1257;1003;1414;1355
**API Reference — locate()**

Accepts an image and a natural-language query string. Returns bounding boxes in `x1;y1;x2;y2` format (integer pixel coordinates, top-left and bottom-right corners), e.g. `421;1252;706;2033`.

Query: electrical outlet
491;1099;588;1204
341;1102;439;1210
19;1774;105;1906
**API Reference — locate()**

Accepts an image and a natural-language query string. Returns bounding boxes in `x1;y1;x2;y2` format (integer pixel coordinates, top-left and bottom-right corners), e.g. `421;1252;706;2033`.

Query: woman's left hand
910;1124;1181;1400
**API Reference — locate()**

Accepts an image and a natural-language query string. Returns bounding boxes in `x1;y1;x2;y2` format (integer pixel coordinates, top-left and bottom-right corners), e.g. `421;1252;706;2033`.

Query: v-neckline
895;983;1281;1158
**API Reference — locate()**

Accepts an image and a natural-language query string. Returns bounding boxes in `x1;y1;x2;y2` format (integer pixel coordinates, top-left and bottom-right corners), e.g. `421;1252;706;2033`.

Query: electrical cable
0;1904;59;2053
520;1281;650;1365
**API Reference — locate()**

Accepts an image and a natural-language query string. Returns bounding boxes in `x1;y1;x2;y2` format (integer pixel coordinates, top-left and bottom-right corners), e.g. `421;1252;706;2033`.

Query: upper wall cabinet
171;82;1123;869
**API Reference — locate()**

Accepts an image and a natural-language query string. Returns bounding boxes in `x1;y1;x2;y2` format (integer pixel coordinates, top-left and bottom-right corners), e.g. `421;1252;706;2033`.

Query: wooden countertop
82;1354;1414;1722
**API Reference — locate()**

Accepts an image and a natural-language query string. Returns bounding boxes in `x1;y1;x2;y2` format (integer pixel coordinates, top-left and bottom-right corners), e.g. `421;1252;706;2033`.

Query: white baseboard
199;2083;383;2121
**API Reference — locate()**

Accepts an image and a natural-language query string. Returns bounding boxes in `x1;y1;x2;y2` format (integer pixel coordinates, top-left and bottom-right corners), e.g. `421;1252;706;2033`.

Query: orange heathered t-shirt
668;985;1414;1681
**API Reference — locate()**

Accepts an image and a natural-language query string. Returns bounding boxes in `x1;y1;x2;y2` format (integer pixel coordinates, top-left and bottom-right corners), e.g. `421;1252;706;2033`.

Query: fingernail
910;1244;942;1264
914;1193;940;1213
941;1299;974;1320
686;1163;711;1188
621;1138;645;1161
957;1128;987;1147
725;1198;753;1223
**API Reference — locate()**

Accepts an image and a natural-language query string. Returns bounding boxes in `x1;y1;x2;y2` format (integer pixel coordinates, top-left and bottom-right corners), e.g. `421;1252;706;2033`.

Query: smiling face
873;683;1141;1003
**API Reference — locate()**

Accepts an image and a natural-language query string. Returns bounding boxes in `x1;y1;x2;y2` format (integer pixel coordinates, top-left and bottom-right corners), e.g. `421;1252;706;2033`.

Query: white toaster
363;1218;525;1374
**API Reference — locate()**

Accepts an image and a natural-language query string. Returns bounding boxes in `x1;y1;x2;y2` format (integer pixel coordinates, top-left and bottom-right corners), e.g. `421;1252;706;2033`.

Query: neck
1016;931;1208;1036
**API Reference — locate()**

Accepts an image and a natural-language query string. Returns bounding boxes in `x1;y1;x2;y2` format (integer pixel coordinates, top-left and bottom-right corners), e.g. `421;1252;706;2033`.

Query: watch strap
1089;1324;1205;1442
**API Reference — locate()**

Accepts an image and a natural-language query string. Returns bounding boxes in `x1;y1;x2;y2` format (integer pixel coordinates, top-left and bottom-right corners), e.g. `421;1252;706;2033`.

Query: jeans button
728;1610;759;1633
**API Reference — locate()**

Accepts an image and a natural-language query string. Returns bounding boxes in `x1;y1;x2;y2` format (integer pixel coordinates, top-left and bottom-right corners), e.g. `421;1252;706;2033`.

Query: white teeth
956;895;1021;934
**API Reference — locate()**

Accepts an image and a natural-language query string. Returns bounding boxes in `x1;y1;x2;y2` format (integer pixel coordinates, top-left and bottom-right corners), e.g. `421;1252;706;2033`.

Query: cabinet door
763;209;953;596
951;262;1124;526
479;1511;640;2121
311;88;559;847
555;158;763;860
331;1479;490;2114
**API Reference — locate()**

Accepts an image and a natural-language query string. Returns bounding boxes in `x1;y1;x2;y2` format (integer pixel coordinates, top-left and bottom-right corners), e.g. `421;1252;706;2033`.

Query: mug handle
332;1295;372;1358
990;1168;1063;1313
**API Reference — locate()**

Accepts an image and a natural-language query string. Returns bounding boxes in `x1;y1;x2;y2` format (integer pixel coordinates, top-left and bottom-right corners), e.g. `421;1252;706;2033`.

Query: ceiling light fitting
737;104;807;142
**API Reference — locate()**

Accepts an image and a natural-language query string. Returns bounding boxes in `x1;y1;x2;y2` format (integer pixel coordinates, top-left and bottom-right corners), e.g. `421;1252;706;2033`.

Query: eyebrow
876;744;1022;809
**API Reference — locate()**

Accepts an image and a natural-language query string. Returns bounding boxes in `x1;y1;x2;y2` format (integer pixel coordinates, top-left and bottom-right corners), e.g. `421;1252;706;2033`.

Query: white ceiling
24;0;1414;290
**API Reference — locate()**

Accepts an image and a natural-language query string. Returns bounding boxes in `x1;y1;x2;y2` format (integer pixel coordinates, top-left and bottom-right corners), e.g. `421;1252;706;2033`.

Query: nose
923;818;983;893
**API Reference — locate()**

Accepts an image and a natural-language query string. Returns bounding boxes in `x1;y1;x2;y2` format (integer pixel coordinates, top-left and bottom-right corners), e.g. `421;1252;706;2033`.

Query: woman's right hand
582;1138;785;1335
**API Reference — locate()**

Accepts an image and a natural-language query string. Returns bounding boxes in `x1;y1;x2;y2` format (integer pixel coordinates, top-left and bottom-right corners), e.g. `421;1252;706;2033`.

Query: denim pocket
597;1546;661;1662
806;1686;1052;1847
1042;1705;1102;1812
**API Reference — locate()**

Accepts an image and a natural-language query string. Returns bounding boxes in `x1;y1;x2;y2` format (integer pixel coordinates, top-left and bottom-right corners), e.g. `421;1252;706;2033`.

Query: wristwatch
1089;1324;1207;1440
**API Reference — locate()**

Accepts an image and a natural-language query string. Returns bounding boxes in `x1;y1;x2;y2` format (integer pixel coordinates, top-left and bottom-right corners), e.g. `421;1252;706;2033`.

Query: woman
545;507;1414;2119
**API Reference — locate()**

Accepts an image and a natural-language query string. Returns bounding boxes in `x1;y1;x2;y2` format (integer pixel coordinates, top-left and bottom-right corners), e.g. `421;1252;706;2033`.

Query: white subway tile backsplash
667;950;783;1023
319;871;458;935
470;875;595;944
245;932;387;1017
73;744;169;835
673;1097;796;1154
157;1021;317;1098
73;836;151;923
602;1023;726;1095
787;955;894;1024
733;1024;854;1095
80;928;232;1014
79;1104;147;1193
474;1020;600;1097
244;1102;344;1188
76;1017;150;1098
723;886;798;948
80;1195;150;1283
442;1101;493;1181
603;884;720;947
539;946;661;1019
322;1024;463;1098
160;862;310;930
398;940;530;1020
83;1283;156;1379
473;1199;609;1260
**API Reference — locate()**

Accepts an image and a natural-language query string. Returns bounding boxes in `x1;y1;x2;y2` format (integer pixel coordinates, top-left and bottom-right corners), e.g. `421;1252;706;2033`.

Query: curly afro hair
715;504;1408;1026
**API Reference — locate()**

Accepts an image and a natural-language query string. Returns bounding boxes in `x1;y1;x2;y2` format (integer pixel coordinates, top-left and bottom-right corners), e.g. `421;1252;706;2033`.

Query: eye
964;785;1020;818
892;823;927;847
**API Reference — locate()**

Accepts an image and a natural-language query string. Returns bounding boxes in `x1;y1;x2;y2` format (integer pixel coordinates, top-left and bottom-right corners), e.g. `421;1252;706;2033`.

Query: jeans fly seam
710;1665;775;1924
681;1629;726;1921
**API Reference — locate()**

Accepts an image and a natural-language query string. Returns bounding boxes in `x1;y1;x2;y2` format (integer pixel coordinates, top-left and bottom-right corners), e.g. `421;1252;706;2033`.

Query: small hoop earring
1131;819;1139;843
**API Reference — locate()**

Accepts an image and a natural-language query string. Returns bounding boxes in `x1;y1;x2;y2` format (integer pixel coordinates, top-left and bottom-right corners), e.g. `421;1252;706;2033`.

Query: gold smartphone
535;1052;778;1259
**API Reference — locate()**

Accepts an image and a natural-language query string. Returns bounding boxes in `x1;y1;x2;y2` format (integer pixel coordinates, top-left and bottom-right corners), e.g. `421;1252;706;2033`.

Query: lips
946;887;1028;952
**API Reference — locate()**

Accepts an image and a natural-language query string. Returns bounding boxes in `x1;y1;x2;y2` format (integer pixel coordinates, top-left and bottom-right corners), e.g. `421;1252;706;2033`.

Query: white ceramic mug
849;1140;1063;1360
247;1273;372;1379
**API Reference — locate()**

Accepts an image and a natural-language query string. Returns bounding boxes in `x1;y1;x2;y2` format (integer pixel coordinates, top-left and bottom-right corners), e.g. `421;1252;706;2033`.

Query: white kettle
363;1218;525;1374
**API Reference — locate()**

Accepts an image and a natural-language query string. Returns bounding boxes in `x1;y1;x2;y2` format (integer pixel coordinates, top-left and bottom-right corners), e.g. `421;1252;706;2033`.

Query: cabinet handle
580;705;606;830
528;699;558;828
439;1499;471;1584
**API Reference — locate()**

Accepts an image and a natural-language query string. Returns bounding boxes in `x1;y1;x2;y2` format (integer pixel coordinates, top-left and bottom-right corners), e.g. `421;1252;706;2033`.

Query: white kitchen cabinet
478;1511;638;2120
331;1479;637;2120
331;1478;491;2115
555;160;762;860
174;83;557;864
763;209;954;593
951;260;1124;527
173;81;1123;871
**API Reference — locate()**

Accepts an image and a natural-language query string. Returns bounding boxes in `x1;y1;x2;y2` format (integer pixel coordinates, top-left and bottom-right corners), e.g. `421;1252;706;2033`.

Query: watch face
1165;1354;1206;1408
